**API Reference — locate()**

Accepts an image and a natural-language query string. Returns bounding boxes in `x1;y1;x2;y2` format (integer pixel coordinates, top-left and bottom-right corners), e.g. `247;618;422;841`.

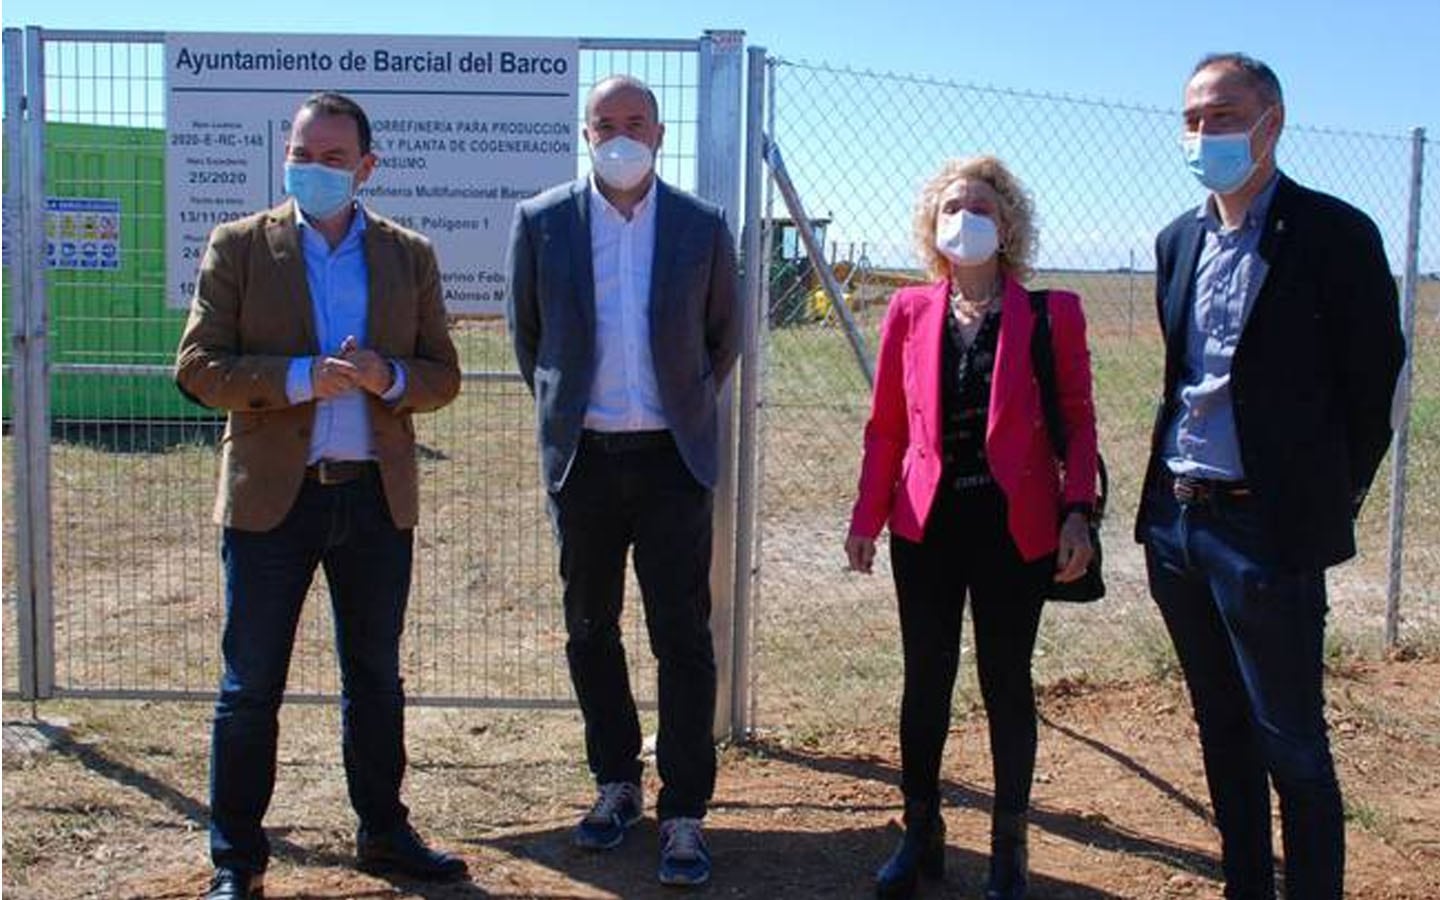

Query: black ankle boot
984;811;1028;900
875;797;945;899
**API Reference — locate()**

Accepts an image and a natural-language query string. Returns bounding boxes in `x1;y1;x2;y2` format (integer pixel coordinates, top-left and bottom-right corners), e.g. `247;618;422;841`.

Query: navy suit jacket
1135;174;1406;569
506;178;740;491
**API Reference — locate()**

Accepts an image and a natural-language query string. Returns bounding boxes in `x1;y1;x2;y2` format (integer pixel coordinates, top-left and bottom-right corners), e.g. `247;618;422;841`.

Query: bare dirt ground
5;655;1438;899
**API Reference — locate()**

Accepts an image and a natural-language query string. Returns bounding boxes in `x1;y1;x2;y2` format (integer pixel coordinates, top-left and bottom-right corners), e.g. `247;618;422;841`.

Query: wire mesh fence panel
749;58;1437;737
1394;136;1440;645
1281;125;1440;651
14;32;709;705
398;44;705;705
36;36;226;697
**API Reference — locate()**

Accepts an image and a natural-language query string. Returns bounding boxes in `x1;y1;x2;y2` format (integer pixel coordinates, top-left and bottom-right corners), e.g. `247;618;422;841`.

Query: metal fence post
9;26;55;699
1385;126;1426;650
5;26;35;699
696;29;745;739
729;45;767;743
24;25;55;699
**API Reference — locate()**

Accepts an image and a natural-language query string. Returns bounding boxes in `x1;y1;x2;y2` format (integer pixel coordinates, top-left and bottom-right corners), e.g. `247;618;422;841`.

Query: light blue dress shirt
283;204;406;463
1164;172;1280;480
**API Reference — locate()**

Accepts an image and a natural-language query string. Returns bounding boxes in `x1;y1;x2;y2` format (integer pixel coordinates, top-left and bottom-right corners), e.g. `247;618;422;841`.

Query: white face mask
935;210;1000;267
590;135;654;192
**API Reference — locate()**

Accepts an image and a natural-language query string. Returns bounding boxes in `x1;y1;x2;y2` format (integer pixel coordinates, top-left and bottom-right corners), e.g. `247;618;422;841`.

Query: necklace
949;282;1000;321
950;292;994;314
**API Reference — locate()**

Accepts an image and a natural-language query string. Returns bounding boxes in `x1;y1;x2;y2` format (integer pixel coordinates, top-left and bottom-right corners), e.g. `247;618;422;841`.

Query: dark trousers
548;436;717;820
1142;488;1342;900
210;473;412;874
889;485;1047;816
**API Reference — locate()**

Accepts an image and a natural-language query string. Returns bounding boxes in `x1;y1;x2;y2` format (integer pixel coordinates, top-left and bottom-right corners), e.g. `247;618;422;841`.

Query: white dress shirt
582;177;668;433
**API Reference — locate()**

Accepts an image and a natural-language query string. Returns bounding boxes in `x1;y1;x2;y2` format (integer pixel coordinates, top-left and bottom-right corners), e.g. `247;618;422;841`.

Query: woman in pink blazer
845;156;1098;900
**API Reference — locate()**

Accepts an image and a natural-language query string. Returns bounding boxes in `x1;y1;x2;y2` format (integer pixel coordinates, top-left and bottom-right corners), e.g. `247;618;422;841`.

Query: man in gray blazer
506;74;739;887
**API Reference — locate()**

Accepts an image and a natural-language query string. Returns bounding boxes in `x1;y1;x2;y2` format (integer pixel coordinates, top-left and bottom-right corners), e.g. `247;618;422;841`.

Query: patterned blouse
939;306;1001;492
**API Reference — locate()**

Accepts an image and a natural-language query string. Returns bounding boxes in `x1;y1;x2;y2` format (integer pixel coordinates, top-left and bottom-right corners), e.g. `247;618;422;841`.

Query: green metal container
3;121;215;422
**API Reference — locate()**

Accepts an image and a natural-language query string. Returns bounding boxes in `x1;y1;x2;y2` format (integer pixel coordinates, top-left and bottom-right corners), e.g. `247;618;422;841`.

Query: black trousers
547;434;717;820
889;484;1048;816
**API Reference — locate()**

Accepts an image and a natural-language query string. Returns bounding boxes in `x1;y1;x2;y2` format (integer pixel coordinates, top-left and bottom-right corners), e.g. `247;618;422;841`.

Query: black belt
580;429;674;453
304;460;377;485
1166;471;1251;505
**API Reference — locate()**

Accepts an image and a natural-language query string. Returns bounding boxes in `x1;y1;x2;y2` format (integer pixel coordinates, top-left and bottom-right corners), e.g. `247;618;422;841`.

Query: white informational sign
165;32;579;313
46;198;122;270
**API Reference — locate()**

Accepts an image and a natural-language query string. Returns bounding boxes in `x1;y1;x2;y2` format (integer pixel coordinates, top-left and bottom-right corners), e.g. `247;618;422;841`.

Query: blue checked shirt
1164;172;1280;480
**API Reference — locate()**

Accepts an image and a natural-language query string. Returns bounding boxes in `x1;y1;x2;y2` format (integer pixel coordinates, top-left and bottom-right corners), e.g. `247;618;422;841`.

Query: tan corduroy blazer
175;200;460;532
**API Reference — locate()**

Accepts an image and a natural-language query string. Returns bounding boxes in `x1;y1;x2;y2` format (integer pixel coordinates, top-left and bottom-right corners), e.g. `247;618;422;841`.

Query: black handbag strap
1028;290;1107;517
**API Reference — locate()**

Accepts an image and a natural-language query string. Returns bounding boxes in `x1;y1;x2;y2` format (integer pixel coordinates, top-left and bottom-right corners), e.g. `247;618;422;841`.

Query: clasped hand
311;335;394;399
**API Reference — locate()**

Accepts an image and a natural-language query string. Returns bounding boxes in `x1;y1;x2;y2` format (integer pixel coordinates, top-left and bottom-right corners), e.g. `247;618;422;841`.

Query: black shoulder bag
1028;290;1107;602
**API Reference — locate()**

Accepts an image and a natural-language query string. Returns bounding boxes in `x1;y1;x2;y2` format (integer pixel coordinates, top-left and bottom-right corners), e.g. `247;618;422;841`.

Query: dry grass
4;276;1439;717
3;274;1440;897
749;273;1440;735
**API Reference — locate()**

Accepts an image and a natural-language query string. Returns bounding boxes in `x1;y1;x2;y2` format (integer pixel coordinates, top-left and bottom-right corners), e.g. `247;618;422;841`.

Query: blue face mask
1182;108;1274;195
283;162;356;220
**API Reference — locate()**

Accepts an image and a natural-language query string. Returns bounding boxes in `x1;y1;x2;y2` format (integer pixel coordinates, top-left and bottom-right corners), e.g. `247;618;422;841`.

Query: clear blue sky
3;0;1436;135
6;0;1437;275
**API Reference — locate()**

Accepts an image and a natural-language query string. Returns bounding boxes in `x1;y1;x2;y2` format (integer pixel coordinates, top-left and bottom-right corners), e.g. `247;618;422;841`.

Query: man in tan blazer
175;92;463;900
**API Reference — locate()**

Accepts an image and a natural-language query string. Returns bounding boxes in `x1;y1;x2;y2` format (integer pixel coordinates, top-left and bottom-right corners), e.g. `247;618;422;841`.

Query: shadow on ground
479;820;1131;899
749;736;1224;886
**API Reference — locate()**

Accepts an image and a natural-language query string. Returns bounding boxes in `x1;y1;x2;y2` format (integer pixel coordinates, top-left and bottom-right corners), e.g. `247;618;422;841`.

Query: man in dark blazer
506;74;739;887
176;92;464;899
1135;55;1405;899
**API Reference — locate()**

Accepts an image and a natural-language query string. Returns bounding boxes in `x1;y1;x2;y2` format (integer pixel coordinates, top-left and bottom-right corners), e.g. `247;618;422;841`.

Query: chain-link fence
747;57;1439;736
2;28;735;705
4;38;1436;738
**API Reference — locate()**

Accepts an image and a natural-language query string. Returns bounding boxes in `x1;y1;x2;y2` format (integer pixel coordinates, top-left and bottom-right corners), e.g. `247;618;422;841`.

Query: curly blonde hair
912;156;1037;283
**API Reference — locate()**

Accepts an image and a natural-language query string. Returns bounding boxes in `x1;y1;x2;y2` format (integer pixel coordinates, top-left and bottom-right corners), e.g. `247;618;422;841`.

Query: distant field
3;274;1437;733
751;270;1440;732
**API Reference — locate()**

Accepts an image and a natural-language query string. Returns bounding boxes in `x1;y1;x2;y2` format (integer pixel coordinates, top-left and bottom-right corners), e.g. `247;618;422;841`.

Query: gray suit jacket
506;178;740;491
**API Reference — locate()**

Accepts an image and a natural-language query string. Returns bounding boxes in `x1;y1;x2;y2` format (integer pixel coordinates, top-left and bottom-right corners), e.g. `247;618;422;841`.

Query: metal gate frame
3;26;753;738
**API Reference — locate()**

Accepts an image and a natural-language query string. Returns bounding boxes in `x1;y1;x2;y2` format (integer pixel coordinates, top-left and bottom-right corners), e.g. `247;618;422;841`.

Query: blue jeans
1142;488;1342;900
210;473;413;874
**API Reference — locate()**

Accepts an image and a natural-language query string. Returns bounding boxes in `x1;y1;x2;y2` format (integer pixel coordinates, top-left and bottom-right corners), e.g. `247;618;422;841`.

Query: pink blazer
849;276;1098;561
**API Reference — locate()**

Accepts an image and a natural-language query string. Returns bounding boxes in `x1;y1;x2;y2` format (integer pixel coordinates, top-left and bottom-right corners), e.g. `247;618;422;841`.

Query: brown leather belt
580;429;674;453
304;460;377;485
1168;472;1251;505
